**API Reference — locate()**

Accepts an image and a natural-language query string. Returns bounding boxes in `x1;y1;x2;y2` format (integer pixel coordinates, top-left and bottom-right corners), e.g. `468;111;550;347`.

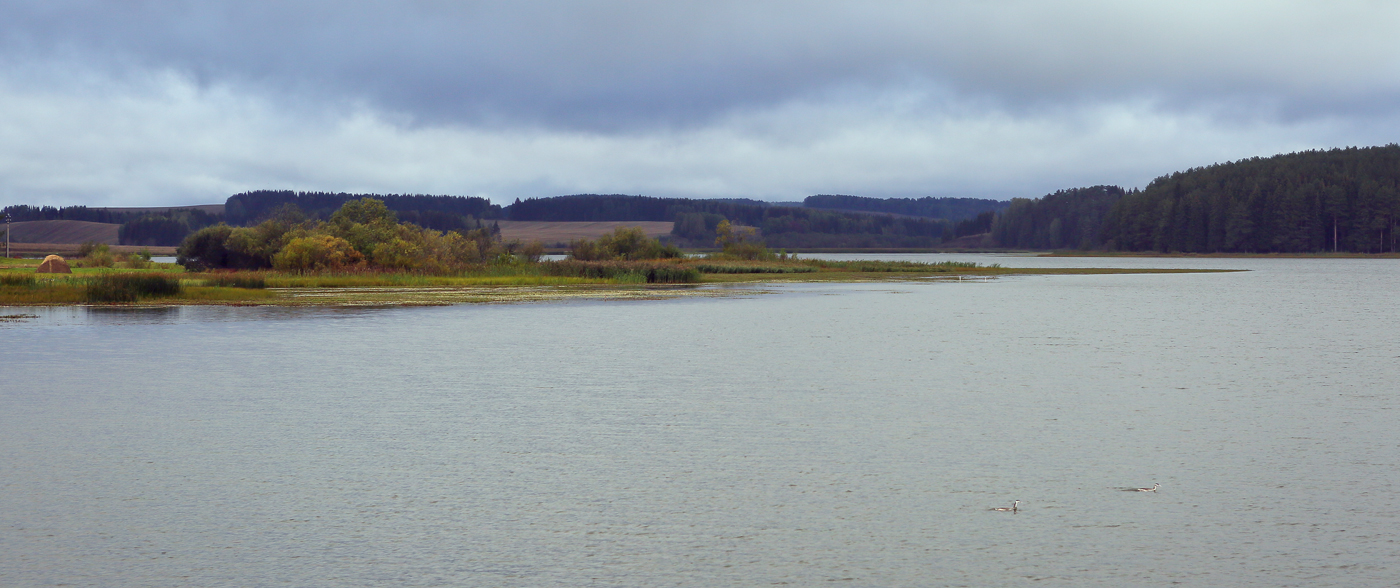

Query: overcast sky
2;1;1399;207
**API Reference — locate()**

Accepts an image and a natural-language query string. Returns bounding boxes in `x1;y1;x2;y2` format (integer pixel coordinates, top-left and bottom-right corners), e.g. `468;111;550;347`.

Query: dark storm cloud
1;1;1398;206
6;1;1397;129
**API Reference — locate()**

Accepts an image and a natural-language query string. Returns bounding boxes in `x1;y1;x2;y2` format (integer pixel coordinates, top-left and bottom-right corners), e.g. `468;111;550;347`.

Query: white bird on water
1133;483;1160;492
991;500;1020;512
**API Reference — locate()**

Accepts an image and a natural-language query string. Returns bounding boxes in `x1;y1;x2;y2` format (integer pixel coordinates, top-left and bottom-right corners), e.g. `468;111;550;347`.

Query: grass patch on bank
0;256;1242;306
0;277;86;304
801;259;990;272
1;257;42;268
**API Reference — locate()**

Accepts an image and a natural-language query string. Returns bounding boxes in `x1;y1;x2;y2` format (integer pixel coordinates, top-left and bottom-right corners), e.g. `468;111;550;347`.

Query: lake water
3;255;1398;587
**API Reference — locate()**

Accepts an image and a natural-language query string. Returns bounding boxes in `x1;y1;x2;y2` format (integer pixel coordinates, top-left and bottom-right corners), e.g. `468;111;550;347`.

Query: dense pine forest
988;186;1125;250
989;145;1400;253
1101;146;1400;253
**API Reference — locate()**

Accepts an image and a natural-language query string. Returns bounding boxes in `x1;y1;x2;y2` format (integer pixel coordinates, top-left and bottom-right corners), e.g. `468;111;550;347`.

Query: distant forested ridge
3;205;139;224
225;190;501;230
505;194;956;248
804;195;1009;221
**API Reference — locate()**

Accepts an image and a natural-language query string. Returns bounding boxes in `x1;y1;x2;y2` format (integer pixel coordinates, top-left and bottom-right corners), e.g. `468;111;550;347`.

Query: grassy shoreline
1;256;1240;307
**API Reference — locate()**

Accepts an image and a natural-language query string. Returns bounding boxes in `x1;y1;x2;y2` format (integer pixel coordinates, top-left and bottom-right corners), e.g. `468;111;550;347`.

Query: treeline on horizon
804;194;1010;220
4;191;1003;249
8;144;1400;253
506;193;1003;248
993;145;1400;253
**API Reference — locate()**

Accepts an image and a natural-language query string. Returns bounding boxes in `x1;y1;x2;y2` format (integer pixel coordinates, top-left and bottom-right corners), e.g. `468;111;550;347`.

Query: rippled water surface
4;256;1398;586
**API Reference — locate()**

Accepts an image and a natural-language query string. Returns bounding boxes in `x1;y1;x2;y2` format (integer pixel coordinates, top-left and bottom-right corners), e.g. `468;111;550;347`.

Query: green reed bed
85;273;183;303
1;274;37;286
198;273;268;289
0;274;86;304
541;260;701;284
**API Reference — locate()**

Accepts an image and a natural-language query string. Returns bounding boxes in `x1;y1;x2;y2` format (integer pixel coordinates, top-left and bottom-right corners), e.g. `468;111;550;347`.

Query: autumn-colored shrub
273;235;364;272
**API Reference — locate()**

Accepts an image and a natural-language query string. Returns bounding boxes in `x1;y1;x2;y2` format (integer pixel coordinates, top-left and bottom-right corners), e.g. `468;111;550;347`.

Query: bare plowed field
6;220;120;245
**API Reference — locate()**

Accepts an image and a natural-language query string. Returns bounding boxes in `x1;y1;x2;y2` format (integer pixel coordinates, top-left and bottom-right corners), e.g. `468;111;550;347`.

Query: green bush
569;226;682;261
82;243;115;268
273;235;364;272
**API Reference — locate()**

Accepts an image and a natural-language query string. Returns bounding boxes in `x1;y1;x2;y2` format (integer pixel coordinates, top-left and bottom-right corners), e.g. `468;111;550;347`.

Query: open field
5;220;121;245
495;221;673;245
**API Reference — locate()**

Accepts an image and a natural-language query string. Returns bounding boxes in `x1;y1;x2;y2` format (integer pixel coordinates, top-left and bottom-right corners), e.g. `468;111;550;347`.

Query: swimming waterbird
991;500;1020;512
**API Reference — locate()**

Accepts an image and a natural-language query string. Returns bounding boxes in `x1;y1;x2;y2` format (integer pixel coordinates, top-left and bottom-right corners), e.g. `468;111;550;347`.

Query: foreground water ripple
3;255;1398;586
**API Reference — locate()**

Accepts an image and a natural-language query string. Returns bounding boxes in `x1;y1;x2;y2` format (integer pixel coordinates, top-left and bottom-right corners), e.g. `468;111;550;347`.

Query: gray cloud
1;1;1398;206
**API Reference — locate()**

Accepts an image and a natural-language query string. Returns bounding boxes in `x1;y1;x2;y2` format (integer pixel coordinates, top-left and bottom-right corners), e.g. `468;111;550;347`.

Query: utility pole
3;213;9;260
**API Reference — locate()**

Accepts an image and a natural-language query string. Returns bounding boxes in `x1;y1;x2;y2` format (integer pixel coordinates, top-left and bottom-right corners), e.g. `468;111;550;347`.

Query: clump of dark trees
991;145;1400;253
224;190;500;230
178;199;521;272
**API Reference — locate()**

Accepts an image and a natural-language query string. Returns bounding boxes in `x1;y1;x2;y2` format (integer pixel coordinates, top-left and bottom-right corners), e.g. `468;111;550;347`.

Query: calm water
3;256;1398;587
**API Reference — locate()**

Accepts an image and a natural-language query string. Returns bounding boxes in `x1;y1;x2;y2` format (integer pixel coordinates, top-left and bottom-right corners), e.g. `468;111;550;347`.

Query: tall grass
693;264;817;274
200;273;268;289
85;273;183;303
1;274;36;286
542;260;701;283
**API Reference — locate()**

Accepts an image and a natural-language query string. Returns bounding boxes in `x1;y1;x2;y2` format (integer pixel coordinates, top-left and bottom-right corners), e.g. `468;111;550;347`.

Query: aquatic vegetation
1;274;36;286
199;273;268;289
693;263;817;274
542;260;701;283
85;273;182;303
